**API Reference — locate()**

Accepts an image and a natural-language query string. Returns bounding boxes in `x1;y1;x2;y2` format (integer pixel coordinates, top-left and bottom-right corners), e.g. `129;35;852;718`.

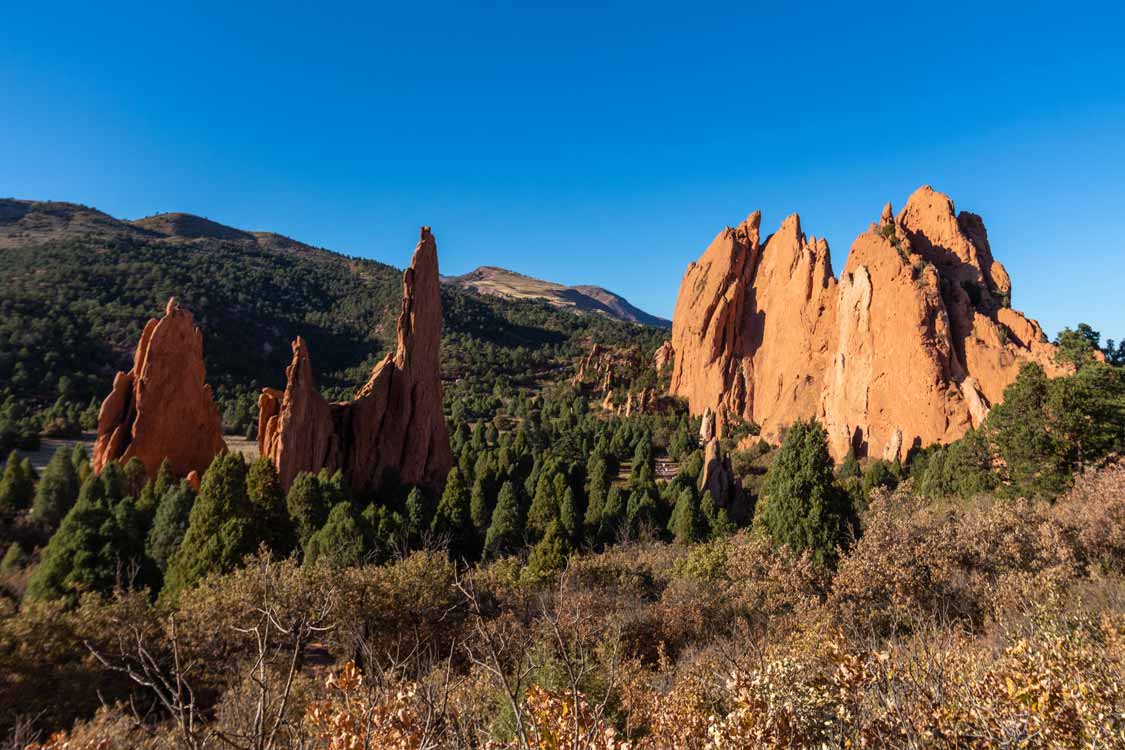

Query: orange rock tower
92;298;227;478
669;186;1062;461
258;227;453;495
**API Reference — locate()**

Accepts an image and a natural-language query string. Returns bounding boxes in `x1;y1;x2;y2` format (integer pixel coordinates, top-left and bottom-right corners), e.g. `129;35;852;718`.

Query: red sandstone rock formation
654;341;674;372
573;343;668;416
669;187;1064;461
697;410;740;511
92;298;226;478
258;227;453;496
669;211;837;446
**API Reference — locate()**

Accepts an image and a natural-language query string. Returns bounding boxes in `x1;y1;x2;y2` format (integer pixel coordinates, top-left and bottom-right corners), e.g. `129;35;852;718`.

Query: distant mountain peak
444;265;669;328
130;212;255;242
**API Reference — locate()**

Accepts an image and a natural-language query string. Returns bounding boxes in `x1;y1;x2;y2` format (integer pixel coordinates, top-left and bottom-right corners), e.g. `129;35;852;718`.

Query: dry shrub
719;532;829;627
1050;460;1125;573
25;705;168;750
335;550;463;670
0;596;131;739
506;684;626;750
828;484;1109;634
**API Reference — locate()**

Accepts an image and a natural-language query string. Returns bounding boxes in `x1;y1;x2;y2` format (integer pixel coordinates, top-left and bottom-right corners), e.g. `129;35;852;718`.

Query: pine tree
484;481;523;557
122;457;148;499
146;481;195;573
527;471;559;539
405;486;432;541
599;485;625;544
669;488;701;544
162;453;257;598
317;469;351;512
286;471;328;548
558;487;579;542
470;476;493;534
522;520;570;582
137;459;175;517
25;471;155;602
70;444;88;472
432;467;472;556
458;445;474;483
985;363;1066;498
304;502;366;568
0;450;34;514
364;503;406;562
753;419;855;568
861;460;899;498
838;448;862;482
584;452;610;531
1055;323;1101;371
30;446;80;528
0;542;24;575
247;458;296;556
99;461;127;502
626;488;658;537
1045;361;1125;472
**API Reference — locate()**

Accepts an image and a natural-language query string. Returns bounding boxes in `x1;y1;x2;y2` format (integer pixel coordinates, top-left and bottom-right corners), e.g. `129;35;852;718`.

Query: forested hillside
0;199;666;447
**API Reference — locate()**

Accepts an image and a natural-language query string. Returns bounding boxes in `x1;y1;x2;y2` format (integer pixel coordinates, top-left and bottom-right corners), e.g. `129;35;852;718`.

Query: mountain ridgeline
0;199;668;427
444;265;670;328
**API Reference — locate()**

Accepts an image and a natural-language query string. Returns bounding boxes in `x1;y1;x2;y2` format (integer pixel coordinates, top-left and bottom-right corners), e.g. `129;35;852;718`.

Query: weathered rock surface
669;211;838;446
700;437;737;506
259;227;453;496
669;186;1064;461
654;341;675;372
573;342;669;416
696;409;744;515
92;298;226;478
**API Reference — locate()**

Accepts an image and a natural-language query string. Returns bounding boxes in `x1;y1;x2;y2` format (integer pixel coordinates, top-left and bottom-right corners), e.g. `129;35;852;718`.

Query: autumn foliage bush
7;462;1125;749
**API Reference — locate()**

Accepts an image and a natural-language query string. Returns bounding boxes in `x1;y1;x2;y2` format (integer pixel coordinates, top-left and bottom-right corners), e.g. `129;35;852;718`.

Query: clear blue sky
3;1;1123;340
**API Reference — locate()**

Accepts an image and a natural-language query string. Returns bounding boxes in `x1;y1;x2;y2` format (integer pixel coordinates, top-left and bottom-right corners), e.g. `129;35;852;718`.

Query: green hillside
0;199;667;444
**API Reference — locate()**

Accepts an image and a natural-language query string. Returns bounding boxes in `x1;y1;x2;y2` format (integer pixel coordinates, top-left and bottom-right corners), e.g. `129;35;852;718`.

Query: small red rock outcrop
573;343;669;416
669;186;1065;461
259;227;453;496
92;298;226;478
697;410;740;511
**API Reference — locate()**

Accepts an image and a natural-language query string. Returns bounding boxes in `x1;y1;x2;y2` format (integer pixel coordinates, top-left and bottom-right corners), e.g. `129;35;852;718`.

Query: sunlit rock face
259;227;453;496
669;187;1063;461
93;298;226;478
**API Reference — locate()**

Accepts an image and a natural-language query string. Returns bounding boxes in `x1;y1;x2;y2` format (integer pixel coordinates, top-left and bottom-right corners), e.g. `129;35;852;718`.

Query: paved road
17;433;260;473
21;432;97;473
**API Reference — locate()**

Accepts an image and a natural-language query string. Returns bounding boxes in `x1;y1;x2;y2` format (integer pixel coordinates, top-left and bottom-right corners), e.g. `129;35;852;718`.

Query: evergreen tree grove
753;419;856;568
162;453;258;599
304;502;366;568
30;446;79;527
484;481;522;557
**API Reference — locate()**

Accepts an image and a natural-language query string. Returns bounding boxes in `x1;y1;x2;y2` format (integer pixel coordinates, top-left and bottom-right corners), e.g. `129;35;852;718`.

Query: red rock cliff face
669;212;837;445
259;227;453;496
670;187;1063;461
92;298;226;478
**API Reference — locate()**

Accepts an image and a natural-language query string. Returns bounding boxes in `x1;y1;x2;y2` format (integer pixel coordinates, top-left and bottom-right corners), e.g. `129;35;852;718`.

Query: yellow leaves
303;662;427;750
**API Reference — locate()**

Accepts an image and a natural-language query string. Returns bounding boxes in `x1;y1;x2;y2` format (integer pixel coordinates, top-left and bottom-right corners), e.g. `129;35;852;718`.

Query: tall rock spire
259;227;453;495
92;298;226;478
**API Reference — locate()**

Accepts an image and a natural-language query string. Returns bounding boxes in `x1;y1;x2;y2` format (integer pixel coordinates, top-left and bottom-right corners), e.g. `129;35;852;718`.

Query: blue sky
2;1;1123;340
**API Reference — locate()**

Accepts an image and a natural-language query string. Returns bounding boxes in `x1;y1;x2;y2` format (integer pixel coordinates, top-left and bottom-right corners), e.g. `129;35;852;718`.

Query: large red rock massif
258;227;453;496
92;298;227;478
669;186;1063;461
